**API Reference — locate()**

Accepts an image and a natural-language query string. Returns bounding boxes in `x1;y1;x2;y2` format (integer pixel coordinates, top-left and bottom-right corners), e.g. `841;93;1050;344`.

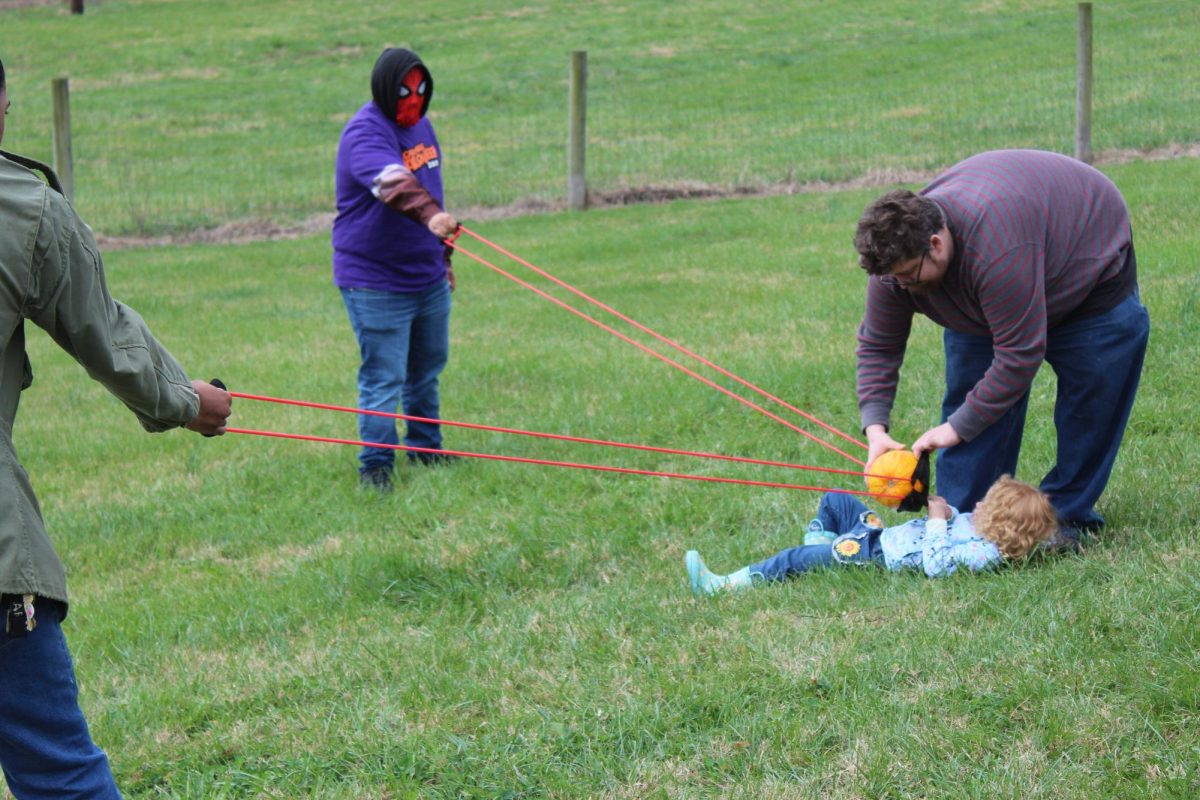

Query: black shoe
407;451;460;467
1069;518;1105;535
359;466;394;492
1038;527;1083;555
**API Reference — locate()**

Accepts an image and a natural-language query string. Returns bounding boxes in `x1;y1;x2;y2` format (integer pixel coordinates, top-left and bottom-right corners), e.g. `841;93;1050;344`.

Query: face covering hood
371;48;433;125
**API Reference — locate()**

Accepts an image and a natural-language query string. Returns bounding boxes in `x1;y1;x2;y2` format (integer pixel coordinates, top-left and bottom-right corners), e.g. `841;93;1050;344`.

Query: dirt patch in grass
94;143;1200;251
0;0;100;7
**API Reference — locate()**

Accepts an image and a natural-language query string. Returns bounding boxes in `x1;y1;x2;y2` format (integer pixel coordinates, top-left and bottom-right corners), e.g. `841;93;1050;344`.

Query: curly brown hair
971;475;1060;559
854;189;944;275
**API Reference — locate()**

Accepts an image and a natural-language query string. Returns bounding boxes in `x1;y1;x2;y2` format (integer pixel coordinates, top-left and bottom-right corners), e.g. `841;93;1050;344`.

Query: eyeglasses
879;251;927;288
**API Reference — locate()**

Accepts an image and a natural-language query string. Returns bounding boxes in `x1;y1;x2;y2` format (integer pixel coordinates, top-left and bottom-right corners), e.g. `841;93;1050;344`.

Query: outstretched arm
372;164;458;238
857;278;917;443
28;189;226;433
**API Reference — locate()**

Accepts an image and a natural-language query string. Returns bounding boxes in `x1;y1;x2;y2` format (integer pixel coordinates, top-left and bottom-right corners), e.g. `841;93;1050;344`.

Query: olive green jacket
1;152;199;607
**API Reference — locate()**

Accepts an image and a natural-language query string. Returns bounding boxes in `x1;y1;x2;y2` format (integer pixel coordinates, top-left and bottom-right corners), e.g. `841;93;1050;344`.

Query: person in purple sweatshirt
853;150;1149;542
333;48;460;492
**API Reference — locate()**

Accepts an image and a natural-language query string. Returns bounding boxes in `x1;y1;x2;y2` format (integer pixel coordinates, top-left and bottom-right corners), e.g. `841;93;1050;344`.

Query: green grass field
3;0;1198;235
4;1;1200;798
10;159;1197;798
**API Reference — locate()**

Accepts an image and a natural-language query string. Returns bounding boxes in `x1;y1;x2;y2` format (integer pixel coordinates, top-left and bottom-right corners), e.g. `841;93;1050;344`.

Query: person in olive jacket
0;59;231;799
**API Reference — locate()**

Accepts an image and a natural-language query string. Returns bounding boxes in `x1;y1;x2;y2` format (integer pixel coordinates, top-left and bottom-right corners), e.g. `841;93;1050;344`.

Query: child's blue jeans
0;598;121;799
750;493;884;581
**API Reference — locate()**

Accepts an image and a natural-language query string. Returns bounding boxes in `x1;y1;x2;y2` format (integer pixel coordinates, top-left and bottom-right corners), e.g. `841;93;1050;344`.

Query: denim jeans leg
750;544;837;581
402;281;451;451
342;288;415;472
0;600;122;800
937;328;1030;512
749;493;875;581
814;492;872;533
750;526;886;580
1041;292;1149;525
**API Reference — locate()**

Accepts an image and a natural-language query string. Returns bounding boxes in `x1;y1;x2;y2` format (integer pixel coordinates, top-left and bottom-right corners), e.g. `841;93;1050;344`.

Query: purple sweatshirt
857;150;1134;441
332;102;446;292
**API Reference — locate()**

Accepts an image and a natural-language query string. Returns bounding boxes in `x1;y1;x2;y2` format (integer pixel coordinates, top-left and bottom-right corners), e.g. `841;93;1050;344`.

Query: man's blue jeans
341;281;452;472
750;493;884;581
0;599;121;799
937;290;1150;526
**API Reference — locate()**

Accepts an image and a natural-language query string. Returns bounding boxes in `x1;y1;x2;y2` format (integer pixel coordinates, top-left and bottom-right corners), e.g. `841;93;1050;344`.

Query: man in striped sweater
853;149;1150;538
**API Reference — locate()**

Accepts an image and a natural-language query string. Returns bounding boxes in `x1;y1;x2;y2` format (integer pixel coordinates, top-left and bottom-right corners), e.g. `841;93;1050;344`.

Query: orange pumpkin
864;449;919;508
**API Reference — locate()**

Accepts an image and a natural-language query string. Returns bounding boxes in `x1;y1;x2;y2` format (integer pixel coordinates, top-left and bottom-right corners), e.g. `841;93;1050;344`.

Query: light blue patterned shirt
879;508;1002;577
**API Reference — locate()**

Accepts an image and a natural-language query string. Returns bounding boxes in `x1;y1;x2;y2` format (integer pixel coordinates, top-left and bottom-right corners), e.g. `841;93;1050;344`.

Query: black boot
359;465;394;492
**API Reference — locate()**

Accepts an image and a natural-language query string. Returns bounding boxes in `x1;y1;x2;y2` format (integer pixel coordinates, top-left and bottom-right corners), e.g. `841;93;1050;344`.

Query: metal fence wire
19;2;1200;237
448;3;1198;210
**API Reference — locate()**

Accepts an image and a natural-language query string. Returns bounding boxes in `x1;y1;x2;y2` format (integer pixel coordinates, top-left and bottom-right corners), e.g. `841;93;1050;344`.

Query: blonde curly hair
971;475;1060;559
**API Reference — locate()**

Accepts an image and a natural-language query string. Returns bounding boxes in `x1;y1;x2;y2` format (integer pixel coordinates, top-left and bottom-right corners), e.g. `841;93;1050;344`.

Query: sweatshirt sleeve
372;163;442;225
25;189;199;432
856;278;916;431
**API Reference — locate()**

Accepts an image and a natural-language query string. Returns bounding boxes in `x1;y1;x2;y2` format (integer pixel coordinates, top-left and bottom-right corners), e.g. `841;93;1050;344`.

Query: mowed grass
11;155;1199;798
2;0;1198;235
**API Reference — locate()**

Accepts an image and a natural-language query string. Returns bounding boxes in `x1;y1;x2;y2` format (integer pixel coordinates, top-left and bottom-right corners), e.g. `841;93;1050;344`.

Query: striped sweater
857;150;1133;441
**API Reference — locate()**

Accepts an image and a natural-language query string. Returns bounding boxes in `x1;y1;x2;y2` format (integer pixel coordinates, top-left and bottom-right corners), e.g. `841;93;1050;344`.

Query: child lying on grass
687;475;1059;595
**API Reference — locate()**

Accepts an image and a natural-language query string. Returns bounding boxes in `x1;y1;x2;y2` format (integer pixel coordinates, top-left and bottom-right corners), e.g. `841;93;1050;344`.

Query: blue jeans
937;290;1149;525
341;282;452;471
750;493;884;580
0;599;121;799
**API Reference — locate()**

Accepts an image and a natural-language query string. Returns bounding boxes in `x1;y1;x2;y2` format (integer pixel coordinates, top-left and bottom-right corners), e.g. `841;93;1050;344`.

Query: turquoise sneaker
803;519;835;546
686;550;727;597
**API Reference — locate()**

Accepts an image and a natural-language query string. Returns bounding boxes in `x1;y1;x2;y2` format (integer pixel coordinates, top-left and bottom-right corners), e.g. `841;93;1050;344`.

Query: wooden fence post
1075;2;1093;164
51;77;75;203
567;50;588;210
